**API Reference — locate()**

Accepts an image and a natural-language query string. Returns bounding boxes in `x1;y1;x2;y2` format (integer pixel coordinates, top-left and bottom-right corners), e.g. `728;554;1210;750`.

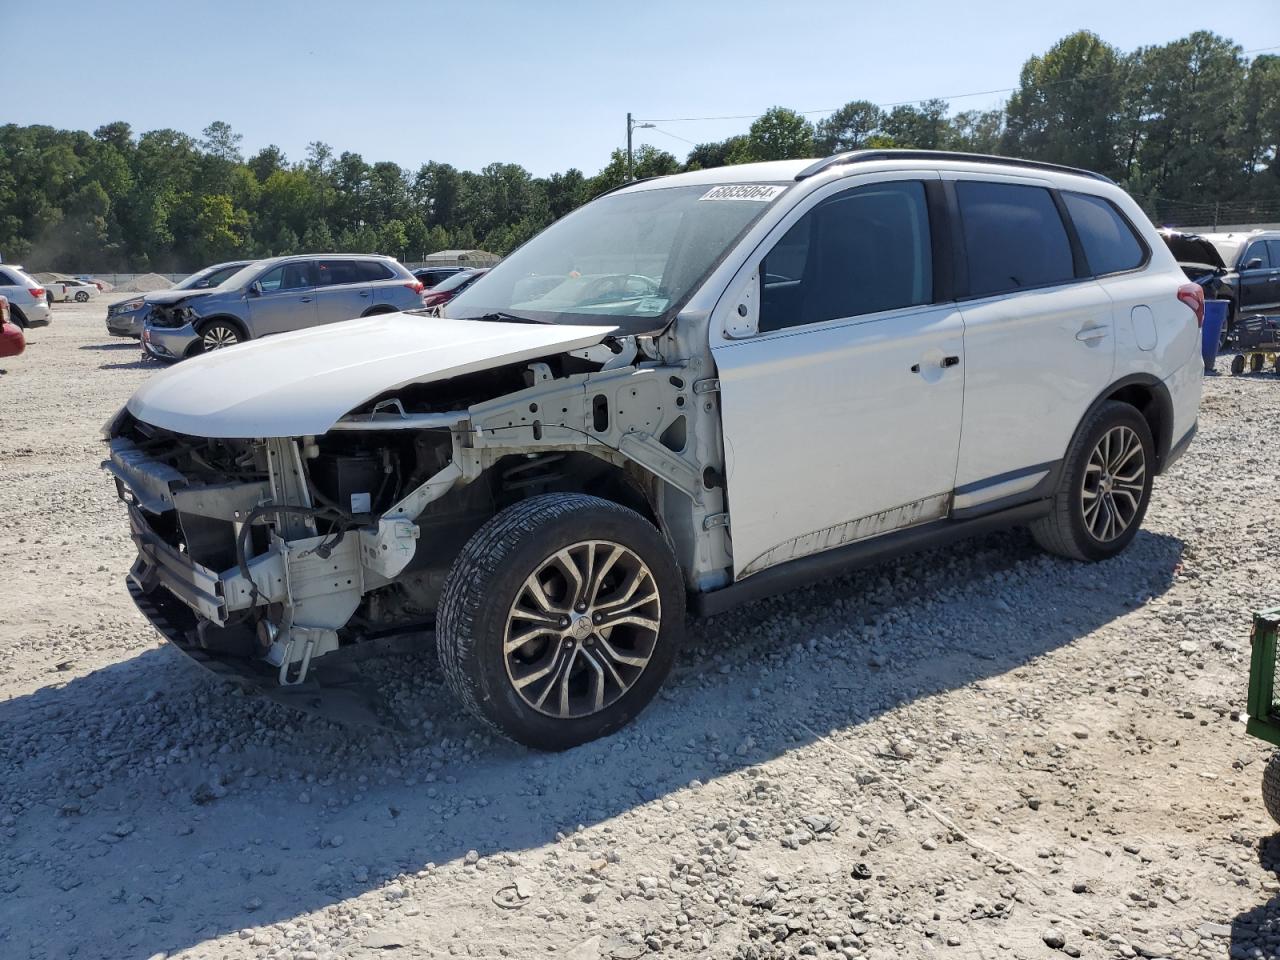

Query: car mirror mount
723;265;761;340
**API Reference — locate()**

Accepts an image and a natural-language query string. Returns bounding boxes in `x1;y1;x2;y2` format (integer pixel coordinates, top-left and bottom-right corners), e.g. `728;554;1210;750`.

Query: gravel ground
3;298;1280;960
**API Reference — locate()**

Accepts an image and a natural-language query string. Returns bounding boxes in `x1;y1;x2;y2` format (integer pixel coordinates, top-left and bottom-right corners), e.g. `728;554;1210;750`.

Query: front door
711;176;965;579
1238;239;1273;313
247;260;317;336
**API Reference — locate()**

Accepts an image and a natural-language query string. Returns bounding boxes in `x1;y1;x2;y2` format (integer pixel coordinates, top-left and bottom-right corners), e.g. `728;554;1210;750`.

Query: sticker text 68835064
698;184;787;202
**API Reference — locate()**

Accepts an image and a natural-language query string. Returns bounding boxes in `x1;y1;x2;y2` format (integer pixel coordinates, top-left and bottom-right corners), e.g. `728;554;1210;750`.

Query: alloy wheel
503;540;661;719
200;324;240;351
1080;425;1146;542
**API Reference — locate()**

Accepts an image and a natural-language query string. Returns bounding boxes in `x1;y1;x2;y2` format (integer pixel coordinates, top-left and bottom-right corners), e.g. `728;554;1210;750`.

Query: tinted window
204;264;245;287
1063;192;1146;276
0;270;19;285
434;269;481;293
317;260;362;286
258;262;314;292
1268;241;1280;269
356;260;395;282
957;181;1074;296
758;180;932;333
1244;241;1271;269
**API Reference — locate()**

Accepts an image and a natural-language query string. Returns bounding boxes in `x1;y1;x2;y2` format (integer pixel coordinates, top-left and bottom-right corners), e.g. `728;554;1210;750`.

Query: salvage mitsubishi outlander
104;151;1203;750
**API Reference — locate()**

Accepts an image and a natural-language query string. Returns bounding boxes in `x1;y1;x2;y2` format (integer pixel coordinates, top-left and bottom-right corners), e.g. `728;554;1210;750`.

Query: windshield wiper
461;311;541;324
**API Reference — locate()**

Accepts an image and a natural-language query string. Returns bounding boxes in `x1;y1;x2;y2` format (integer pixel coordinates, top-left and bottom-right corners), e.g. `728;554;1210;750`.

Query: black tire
436;493;684;751
1251;353;1266;374
74;290;89;302
1264;753;1280;827
1030;400;1154;562
9;306;26;329
196;318;244;352
1231;354;1246;376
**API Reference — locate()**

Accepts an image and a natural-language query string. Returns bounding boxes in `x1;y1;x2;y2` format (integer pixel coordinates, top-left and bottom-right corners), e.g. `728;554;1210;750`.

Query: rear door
315;259;372;323
246;260;317;335
1238;239;1272;312
949;175;1115;498
712;174;966;579
362;259;415;310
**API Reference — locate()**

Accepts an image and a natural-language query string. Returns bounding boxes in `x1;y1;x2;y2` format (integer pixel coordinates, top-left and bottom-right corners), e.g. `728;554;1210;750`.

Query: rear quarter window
1063;192;1147;276
956;180;1075;296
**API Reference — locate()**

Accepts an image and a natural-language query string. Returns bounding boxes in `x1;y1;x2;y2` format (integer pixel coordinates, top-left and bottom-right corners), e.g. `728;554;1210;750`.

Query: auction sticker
699;184;787;202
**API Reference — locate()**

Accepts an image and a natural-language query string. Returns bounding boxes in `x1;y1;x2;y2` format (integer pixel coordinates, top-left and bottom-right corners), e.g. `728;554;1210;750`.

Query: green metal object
1246;608;1280;748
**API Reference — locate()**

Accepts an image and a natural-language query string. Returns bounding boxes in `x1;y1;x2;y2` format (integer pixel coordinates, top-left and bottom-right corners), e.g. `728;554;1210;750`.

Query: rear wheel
436;493;683;750
74;290;89;303
1264;753;1280;826
1031;401;1154;562
197;319;243;352
1252;353;1266;374
9;306;26;329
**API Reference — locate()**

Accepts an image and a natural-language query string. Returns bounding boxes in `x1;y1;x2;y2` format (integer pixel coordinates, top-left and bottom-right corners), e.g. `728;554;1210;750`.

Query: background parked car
412;266;466;289
421;268;488;313
47;278;99;303
0;296;24;358
143;254;426;359
1161;228;1280;340
0;264;50;328
107;260;254;338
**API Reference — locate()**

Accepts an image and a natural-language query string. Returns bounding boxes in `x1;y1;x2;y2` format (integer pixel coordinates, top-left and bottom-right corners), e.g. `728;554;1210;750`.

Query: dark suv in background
142;254;425;359
1161;229;1280;340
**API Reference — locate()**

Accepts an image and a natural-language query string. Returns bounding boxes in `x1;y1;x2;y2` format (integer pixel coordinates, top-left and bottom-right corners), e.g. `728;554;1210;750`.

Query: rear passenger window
317;260;362;286
356;260;395;282
1063;192;1146;275
758;180;932;333
956;181;1074;296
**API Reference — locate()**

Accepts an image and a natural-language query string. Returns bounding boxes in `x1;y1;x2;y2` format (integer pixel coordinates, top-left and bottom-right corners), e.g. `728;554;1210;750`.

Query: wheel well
361;305;397;317
1103;380;1173;471
196;315;249;339
8;304;26;327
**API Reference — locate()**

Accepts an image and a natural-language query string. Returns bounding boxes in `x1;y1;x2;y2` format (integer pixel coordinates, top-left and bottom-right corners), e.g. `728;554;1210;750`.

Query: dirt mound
117;272;173;293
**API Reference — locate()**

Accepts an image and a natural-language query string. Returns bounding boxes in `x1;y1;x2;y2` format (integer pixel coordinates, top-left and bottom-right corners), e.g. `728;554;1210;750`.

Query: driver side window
258;262;315;292
758;180;933;333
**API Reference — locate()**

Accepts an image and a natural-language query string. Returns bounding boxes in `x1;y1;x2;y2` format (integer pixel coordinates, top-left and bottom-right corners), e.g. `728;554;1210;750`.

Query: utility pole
626;113;654;182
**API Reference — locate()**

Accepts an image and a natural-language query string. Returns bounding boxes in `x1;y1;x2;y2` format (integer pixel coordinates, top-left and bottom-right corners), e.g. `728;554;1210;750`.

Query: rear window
956;181;1075;296
1063;192;1147;276
356;260;395;282
0;270;20;285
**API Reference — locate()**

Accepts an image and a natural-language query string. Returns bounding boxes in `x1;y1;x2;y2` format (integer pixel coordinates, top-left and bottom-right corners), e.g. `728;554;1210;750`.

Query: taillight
1177;282;1205;327
406;281;424;294
28;287;44;300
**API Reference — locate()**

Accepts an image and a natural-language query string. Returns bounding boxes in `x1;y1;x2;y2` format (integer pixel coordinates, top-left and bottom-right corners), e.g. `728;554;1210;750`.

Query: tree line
1;29;1276;273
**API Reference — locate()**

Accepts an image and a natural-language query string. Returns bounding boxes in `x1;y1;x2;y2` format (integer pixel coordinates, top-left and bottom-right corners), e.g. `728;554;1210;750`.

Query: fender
1076;372;1175;473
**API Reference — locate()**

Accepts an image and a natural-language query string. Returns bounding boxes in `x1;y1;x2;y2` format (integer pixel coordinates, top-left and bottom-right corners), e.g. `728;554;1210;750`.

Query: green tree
814;101;883;154
730;107;815;162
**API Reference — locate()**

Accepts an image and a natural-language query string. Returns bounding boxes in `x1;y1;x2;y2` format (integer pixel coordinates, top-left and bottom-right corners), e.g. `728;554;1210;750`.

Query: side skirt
690;499;1051;617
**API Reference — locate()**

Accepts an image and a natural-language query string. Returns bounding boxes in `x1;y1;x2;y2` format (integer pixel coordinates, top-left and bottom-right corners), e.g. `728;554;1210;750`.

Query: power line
635;43;1280;127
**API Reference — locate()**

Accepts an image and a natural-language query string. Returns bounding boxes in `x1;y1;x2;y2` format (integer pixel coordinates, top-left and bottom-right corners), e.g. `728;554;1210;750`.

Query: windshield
176;263;247;290
434;269;481;293
446;182;788;328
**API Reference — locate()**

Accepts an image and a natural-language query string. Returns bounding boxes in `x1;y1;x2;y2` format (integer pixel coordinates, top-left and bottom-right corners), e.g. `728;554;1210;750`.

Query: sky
7;0;1276;178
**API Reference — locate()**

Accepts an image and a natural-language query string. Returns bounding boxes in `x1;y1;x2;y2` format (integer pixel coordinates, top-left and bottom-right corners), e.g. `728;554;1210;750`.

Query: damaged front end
105;418;434;694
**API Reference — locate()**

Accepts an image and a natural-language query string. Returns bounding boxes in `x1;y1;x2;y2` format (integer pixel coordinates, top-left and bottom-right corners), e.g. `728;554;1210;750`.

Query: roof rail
794;149;1115;184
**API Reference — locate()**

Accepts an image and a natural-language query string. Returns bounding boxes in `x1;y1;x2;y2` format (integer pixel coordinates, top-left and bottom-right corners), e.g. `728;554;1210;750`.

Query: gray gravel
2;300;1280;960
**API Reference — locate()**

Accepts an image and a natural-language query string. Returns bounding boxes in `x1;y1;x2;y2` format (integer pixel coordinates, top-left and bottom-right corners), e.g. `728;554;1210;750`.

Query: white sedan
48;279;100;303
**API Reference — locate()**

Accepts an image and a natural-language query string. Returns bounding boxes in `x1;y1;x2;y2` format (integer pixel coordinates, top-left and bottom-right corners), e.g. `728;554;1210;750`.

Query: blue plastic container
1202;299;1228;373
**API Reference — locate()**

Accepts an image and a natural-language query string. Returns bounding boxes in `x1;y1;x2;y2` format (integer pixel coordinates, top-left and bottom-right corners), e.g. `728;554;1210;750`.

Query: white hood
127;313;619;438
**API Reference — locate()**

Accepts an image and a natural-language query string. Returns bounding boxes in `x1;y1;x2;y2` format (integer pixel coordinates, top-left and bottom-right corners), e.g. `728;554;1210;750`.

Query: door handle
941;355;960;368
360;291;370;297
299;296;313;303
1076;325;1109;342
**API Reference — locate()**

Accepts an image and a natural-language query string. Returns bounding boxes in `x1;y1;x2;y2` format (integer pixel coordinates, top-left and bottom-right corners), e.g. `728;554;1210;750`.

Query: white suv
104;150;1202;750
0;264;52;328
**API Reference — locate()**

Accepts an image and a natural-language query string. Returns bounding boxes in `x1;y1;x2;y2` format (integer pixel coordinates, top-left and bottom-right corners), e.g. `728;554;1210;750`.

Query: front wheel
1031;400;1154;562
436;493;684;750
197;319;243;352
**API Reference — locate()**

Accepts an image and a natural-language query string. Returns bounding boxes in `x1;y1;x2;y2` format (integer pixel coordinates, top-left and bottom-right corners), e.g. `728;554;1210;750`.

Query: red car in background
420;268;488;313
1;296;26;358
